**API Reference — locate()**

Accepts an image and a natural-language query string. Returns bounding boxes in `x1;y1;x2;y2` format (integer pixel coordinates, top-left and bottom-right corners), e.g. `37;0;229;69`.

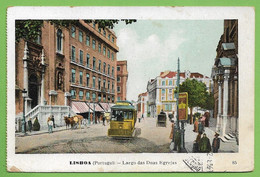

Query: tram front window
111;110;133;121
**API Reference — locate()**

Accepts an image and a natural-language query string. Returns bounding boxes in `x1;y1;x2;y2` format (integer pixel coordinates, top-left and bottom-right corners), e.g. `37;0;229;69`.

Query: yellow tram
107;101;137;138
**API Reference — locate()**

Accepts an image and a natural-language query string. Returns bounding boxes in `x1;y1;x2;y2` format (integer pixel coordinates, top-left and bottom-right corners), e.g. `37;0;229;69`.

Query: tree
15;19;137;42
177;79;209;124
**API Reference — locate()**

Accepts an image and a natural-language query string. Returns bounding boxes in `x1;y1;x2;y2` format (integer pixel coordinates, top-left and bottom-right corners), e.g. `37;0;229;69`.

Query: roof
138;92;147;97
159;71;208;79
111;104;135;110
72;101;92;113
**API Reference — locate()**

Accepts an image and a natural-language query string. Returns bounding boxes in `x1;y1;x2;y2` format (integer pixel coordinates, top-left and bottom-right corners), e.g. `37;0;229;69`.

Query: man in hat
28;118;32;132
199;133;211;153
212;132;221;153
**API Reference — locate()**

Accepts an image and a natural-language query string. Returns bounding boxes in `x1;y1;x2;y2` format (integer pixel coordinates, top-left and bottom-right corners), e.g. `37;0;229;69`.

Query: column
222;71;230;136
23;42;29;113
41;49;46;105
216;80;222;132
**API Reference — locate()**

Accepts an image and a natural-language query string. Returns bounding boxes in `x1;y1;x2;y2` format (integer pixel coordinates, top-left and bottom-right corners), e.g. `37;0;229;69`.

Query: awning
72;101;92;113
99;103;110;112
88;103;104;112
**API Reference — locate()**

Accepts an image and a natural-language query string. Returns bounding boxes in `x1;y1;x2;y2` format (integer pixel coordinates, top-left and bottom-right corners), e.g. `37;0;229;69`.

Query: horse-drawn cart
157;112;167;127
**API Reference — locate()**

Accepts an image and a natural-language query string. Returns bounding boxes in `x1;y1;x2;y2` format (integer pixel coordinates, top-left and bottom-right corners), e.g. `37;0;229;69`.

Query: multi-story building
211;20;238;139
116;60;128;101
137;92;148;117
147;70;212;118
15;20;119;130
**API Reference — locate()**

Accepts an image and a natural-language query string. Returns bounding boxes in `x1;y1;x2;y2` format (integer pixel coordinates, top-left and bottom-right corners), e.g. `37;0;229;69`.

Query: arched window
57;29;63;53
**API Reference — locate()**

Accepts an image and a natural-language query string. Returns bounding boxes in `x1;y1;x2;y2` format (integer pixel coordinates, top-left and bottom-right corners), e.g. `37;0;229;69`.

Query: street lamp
22;89;27;134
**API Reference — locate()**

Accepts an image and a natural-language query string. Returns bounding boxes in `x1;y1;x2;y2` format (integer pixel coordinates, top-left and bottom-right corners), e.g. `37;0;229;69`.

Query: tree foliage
15;19;137;42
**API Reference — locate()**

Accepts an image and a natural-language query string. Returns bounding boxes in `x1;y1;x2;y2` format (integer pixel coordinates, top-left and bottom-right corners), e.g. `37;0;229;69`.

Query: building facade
147;70;212;118
211;20;238;139
116;60;128;101
15;20;119;129
137;92;148;117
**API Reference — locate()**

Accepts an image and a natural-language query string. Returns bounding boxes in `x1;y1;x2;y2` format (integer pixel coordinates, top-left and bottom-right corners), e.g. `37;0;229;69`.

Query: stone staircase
220;133;237;143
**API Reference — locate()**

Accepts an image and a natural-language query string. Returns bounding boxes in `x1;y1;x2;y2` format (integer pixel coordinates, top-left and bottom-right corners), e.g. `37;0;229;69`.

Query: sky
113;20;224;101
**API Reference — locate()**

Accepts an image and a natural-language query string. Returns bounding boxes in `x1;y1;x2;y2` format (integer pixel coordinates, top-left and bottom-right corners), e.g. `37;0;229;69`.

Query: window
98;94;101;102
103;94;106;101
93;22;96;29
57;29;63;53
103;46;106;56
103;62;106;73
162;89;166;101
79;50;83;65
111;53;114;61
92;93;96;101
98;43;101;53
86;54;90;67
71;26;75;38
108;80;110;90
103;79;106;88
98;60;101;71
168;89;173;100
93;57;96;70
112;82;114;92
86;35;90;46
71;69;76;83
108;34;111;40
112;67;114;77
117;66;120;71
112;37;114;43
71;90;76;99
86;73;90;87
162;81;165;86
79;90;83;100
92;76;96;88
98;27;101;33
86;92;90;100
103;30;106;37
98;78;101;90
92;39;96;50
79;71;83;85
107;49;110;58
108;64;110;75
117;86;121;92
117;76;121;82
169;80;173;86
71;46;75;61
79;30;83;42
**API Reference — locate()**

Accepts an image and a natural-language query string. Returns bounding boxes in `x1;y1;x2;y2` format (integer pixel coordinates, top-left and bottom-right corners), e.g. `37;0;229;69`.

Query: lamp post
22;89;27;134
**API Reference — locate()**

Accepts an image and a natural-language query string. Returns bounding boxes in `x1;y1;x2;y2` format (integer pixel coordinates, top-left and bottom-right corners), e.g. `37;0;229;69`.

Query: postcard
7;6;254;172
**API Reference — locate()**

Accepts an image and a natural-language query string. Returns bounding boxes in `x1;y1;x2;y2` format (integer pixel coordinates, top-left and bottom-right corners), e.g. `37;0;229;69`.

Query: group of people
88;113;107;126
193;132;221;153
47;115;55;133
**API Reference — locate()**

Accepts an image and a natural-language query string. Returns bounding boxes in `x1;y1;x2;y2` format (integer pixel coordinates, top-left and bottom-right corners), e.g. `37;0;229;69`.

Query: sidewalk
184;119;238;153
15;122;103;137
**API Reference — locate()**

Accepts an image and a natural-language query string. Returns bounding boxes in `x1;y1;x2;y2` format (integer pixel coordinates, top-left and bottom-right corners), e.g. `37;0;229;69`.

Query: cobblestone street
15;117;238;153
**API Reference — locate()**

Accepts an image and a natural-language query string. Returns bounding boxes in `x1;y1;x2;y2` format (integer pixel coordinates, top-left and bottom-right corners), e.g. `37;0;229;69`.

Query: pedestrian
90;113;93;124
102;114;105;126
201;115;206;126
174;129;181;152
142;114;144;120
199;133;211;153
193;133;201;153
212;132;221;153
169;119;175;140
198;119;204;134
193;118;198;132
51;115;55;128
47;117;53;133
28;118;32;132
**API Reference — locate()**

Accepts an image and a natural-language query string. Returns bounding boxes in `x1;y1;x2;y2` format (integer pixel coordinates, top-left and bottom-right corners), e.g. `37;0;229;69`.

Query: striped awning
88;103;104;112
72;101;92;113
99;103;110;112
